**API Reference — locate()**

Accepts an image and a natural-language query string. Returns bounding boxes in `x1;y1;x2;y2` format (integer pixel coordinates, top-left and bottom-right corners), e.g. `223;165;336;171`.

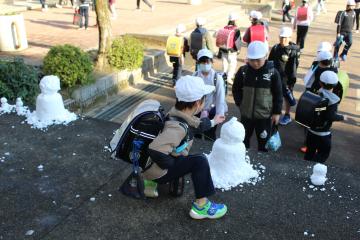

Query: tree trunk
95;0;112;71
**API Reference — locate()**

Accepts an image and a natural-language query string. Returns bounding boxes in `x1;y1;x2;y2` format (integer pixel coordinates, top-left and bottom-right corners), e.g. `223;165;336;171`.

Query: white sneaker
356;30;359;34
55;3;62;8
151;5;155;11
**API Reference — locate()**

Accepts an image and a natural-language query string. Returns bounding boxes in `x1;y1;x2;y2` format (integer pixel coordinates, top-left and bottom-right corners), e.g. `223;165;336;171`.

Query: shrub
0;58;39;104
108;36;144;71
43;44;93;88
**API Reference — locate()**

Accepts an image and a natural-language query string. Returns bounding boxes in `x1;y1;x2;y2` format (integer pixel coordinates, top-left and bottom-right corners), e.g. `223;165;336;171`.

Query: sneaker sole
189;209;227;220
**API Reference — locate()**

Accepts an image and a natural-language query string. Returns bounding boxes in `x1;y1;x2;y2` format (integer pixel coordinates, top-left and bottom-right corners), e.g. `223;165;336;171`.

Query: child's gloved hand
214;115;226;124
200;110;209;118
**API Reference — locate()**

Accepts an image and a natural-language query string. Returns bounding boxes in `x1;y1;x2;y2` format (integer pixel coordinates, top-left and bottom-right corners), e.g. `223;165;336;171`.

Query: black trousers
241;117;272;152
283;9;292;22
296;25;309;50
304;131;332;163
155;154;215;199
170;57;182;83
355;8;360;30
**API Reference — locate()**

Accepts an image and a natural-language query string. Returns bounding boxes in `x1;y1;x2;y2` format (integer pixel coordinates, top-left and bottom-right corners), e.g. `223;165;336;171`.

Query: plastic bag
265;126;282;151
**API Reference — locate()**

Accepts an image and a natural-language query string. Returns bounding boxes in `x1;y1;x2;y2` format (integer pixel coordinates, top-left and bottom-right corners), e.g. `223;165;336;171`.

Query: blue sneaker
279;114;292;125
189;199;227;219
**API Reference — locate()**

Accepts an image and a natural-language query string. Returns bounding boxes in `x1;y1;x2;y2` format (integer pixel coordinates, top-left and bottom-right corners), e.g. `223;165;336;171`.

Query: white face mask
199;63;212;73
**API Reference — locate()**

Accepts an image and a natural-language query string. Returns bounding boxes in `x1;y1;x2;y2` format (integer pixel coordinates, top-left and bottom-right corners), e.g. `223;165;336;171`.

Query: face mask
199;63;212;73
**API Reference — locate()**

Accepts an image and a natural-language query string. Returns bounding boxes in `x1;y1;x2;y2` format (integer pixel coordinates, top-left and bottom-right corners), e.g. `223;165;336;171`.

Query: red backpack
249;25;267;43
297;6;308;21
216;25;237;50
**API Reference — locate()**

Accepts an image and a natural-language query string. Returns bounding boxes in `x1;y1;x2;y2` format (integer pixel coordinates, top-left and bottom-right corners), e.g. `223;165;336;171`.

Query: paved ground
1;0;360;239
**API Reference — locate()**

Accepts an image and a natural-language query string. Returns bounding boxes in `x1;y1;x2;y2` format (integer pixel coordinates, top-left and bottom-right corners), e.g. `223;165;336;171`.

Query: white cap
247;41;268;59
279;27;293;37
197;48;213;60
175;75;215;102
229;12;239;21
317;42;332;52
316;51;333;61
347;0;356;5
320;71;339;85
250;10;262;20
176;24;186;34
195;17;206;26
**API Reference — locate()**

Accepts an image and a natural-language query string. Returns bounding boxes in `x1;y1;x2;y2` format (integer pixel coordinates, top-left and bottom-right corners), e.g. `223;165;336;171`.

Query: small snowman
208;117;259;190
310;163;327;186
16;97;27;116
0;97;12;113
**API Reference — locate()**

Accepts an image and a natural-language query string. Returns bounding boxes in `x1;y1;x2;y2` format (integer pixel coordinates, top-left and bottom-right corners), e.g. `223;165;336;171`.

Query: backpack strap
266;60;275;76
165;116;191;152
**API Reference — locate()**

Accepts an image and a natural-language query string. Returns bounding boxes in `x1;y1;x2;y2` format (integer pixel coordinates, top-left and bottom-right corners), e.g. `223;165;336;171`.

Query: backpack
190;28;206;59
109;99;189;170
297;6;308;21
166;36;184;57
334;10;344;24
216;25;237;50
249;25;267;43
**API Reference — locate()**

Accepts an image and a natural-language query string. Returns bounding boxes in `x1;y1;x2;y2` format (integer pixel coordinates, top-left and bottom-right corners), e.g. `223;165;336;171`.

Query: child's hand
214;115;226;124
272;114;280;125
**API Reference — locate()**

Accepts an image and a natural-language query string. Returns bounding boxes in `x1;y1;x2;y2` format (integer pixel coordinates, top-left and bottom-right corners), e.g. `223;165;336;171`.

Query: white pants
221;51;238;84
317;0;326;14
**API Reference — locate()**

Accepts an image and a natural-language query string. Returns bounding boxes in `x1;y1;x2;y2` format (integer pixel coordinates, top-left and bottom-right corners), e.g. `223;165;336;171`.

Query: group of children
140;0;355;220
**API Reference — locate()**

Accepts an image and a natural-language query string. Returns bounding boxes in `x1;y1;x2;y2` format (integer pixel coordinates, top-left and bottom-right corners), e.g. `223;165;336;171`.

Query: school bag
249;25;267;43
295;91;329;129
190;28;206;59
166;36;184;57
334;10;344;24
72;9;81;26
216;25;237;50
297;6;308;21
110;99;189;198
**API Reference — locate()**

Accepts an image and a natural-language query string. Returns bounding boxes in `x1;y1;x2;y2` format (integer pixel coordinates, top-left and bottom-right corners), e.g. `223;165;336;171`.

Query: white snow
207;117;261;190
4;152;10;156
25;76;77;129
25;230;34;236
310;163;327;186
90;197;95;202
75;194;80;198
0;97;14;114
37;164;44;171
15;98;29;116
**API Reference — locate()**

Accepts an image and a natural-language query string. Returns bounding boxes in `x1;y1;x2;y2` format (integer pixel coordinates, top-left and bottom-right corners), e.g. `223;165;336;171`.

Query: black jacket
268;42;300;87
232;61;283;119
337;10;356;34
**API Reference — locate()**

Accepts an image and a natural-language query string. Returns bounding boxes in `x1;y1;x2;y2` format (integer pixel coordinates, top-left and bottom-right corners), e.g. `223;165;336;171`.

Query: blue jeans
39;0;45;8
79;6;89;29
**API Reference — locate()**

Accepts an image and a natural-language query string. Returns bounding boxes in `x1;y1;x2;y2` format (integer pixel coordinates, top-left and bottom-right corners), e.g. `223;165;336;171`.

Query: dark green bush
0;58;39;104
108;36;144;71
43;44;93;88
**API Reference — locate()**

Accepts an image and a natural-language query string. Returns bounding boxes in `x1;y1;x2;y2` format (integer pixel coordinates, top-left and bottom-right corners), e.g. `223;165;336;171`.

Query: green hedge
0;58;39;104
43;44;93;88
108;36;144;71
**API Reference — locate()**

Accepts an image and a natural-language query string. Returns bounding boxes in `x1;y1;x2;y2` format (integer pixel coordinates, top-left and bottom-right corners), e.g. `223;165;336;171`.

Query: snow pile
310;163;327;186
26;75;77;129
208;117;260;190
15;97;29;116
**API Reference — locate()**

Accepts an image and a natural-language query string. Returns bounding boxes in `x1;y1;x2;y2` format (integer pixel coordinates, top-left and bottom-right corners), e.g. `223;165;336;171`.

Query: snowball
208;117;260;190
310;163;327;186
37;165;44;171
90;197;95;202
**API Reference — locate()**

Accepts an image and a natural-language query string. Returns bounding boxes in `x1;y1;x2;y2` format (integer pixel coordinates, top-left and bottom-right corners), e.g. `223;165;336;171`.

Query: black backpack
190;28;206;59
334;10;344;24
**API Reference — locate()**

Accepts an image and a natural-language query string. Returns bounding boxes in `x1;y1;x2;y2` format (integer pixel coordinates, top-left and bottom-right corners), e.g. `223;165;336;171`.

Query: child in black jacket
304;71;345;163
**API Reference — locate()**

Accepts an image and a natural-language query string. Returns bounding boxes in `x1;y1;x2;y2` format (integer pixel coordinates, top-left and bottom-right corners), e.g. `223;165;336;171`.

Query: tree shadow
29;19;76;30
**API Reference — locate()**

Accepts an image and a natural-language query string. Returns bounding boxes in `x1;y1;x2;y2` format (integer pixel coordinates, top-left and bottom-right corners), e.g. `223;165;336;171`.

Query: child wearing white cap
189;17;215;63
304;71;345;163
233;41;283;151
142;75;227;219
169;24;190;86
293;0;314;52
269;27;300;126
242;11;269;46
216;12;242;85
193;49;228;140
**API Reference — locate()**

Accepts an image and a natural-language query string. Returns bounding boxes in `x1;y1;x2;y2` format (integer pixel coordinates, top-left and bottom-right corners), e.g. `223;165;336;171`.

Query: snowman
207;117;259;190
310;163;327;186
0;97;13;113
26;75;77;128
15;97;28;116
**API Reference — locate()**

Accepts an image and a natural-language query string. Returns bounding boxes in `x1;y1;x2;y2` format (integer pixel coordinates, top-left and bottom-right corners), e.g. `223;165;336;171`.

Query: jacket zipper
252;76;258;119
